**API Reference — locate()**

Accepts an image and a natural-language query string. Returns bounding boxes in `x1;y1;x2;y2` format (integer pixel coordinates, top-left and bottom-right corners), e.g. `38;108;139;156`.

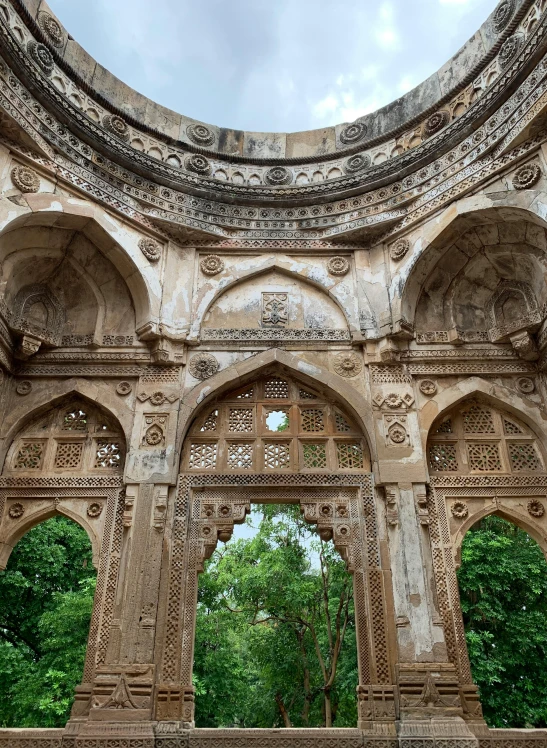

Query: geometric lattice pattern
264;378;289;399
183;373;368;473
435;419;453;434
335;413;351;432
301;409;324;432
227;443;253;470
189;443;217;470
302;443;327;468
504;419;523;435
336;442;363;469
264;442;291;469
228;408;253;432
201;410;218;432
62;408;88;431
94;441;123;469
55;442;83;469
13;441;44;470
462;405;495;434
467;443;502;471
428;443;458;472
508;443;542;471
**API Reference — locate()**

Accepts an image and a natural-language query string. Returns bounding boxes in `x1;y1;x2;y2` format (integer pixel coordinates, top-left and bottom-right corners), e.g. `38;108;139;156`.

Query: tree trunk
275;693;293;728
324;689;332;728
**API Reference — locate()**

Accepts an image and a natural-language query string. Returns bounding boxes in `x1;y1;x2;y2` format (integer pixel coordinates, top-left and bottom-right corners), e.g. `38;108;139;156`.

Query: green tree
0;516;96;727
457;515;547;728
194;505;357;728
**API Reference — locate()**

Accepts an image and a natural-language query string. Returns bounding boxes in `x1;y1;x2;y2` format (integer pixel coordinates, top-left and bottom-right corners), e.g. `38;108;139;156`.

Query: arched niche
181;370;370;475
200;267;350;339
0;223;136;348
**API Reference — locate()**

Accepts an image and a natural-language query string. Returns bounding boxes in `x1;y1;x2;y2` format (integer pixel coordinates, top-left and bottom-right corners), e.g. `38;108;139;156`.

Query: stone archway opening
194;502;359;729
0;514;96;728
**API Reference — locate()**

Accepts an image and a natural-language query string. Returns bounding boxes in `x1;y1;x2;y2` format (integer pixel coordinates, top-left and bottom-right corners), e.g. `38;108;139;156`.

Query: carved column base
72;720;156;747
397;717;479;748
156;685;195;725
88;665;155;722
358;684;398;728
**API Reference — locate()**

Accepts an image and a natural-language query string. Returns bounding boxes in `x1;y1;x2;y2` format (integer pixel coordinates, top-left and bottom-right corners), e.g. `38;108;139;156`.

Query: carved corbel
153;486;168;531
123;486;136;528
415;491;430;526
384;488;399;527
14;334;41;359
509;330;539;361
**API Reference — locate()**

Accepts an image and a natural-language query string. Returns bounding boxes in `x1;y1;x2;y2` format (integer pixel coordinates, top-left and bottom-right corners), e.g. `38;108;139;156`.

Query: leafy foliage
194;505;357;728
458;515;547;728
0;516;96;727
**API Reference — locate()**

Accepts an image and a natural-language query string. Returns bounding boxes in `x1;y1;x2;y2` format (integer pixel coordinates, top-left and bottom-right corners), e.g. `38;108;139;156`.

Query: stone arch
419;378;546;457
0;197;156;330
177;348;376;463
192;256;358;338
0;502;100;571
453;503;547;569
396;198;547;327
0;381;132;470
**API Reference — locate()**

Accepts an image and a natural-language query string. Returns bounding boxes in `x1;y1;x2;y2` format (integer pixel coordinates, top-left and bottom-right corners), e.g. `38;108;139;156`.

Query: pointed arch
0;504;100;571
191;255;359;337
176;348;375;464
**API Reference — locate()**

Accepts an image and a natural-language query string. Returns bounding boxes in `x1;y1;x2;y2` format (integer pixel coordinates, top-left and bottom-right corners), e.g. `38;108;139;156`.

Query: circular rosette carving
9;503;25;519
512;163;541;190
424;110;449;137
388;425;406;444
528;500;545;519
11;165;40;193
37;11;64;47
150;391;166;406
186;123;215;147
145;425;164;446
385;393;403;409
264;166;293;186
390;238;411;261
344;153;371;174
138;237;161;262
451;501;469;520
103;113;130;141
87;502;103;518
200;254;225;275
492;0;515;33
189;353;219;380
340;121;367;145
327;257;350;276
333;352;363;378
499;34;522;68
116;381;132;396
517;377;535;394
419;380;438;396
16;380;32;396
185;154;212;176
27;40;54;75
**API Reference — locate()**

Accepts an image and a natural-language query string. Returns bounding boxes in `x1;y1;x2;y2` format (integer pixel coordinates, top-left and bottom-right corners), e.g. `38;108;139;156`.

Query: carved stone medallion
499;34;522;68
185;154;212;176
451;501;469;519
11;165;40;193
103;113;130;140
116;381;132;396
16;380;32;396
264;166;292;186
200;255;225;275
493;0;515;33
385;393;403;409
333;352;363;378
388;425;407;444
27;40;54;75
424;110;449;137
390;238;411;261
262;293;288;327
37;11;64;47
527;500;545;518
340;121;367;145
8;502;25;519
420;380;438;396
512;163;541;190
138;238;161;262
87;502;103;518
517;377;535;394
186;123;215;146
344;154;371;174
189;353;219;380
327;257;350;276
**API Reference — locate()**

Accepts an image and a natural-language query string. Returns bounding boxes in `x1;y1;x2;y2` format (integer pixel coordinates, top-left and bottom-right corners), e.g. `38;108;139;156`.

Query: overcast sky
48;0;497;133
